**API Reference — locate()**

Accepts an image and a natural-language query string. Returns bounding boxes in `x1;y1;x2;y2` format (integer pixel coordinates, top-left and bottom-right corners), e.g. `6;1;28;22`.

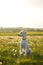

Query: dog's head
18;30;26;37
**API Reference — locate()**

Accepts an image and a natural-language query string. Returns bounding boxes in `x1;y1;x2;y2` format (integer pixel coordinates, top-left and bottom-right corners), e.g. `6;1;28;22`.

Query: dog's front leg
20;44;22;56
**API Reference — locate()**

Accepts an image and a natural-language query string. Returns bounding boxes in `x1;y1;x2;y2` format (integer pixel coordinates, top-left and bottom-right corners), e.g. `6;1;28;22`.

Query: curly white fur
18;30;31;56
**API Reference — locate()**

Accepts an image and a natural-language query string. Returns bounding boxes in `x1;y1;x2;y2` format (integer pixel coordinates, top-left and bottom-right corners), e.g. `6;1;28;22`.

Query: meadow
0;32;43;65
0;31;43;36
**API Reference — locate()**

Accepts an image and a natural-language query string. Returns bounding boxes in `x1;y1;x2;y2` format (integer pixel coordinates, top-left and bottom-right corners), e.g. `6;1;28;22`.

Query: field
0;32;43;65
0;31;43;36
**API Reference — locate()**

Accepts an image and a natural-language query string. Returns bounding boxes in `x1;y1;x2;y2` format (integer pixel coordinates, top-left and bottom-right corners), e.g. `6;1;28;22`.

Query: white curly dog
18;30;32;56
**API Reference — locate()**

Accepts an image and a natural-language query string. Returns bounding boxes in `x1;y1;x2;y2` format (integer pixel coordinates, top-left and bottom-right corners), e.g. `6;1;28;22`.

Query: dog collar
22;38;26;40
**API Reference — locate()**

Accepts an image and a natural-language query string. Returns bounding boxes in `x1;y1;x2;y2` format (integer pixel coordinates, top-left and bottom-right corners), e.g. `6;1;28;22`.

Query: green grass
0;36;43;65
0;31;43;36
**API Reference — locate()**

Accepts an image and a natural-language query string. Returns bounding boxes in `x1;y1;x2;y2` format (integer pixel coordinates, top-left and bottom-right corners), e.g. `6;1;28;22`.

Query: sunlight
0;0;43;28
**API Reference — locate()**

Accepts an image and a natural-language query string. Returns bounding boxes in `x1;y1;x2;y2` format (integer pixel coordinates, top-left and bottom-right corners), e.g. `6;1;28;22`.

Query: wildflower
12;49;15;52
14;54;16;56
0;62;2;65
15;50;17;53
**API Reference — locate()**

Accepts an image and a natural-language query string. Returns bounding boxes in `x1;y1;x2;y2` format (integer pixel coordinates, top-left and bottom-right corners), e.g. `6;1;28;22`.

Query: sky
0;0;43;28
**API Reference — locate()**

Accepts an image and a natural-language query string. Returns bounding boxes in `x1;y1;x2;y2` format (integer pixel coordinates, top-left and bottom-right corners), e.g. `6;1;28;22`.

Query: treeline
0;27;43;33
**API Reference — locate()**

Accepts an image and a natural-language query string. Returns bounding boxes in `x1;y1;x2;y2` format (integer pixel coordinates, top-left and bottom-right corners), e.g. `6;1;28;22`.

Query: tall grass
0;31;43;36
0;36;43;65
